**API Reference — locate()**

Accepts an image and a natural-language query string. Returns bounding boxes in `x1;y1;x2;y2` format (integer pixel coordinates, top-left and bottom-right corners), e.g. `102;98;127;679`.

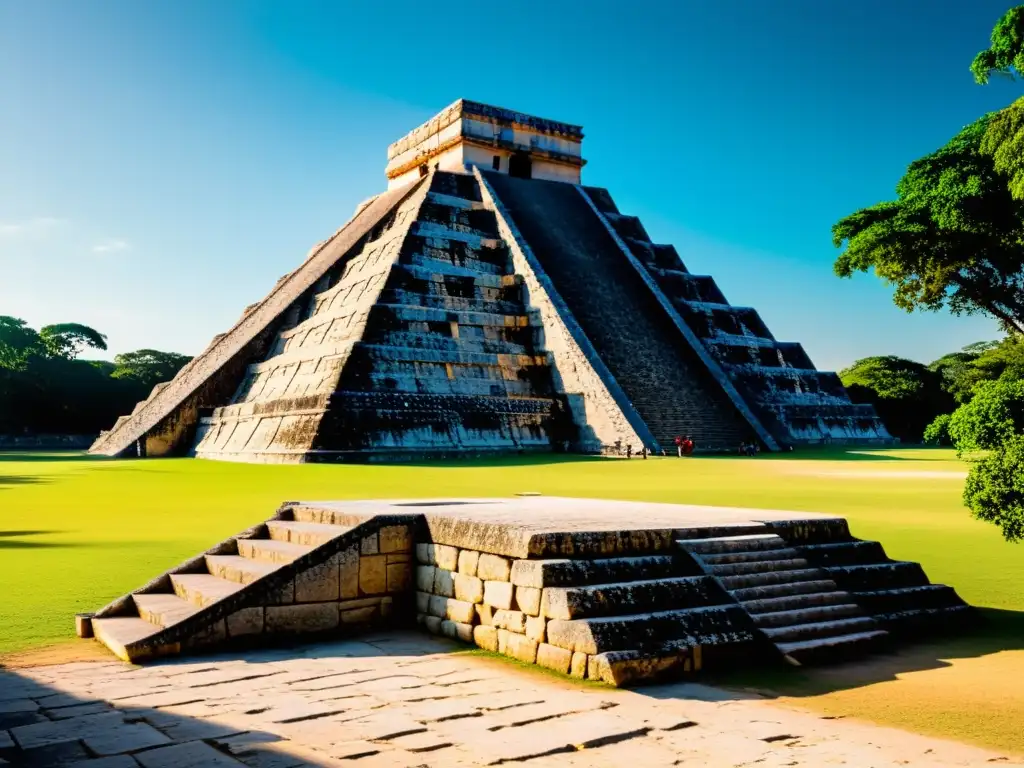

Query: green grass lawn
1;448;1022;753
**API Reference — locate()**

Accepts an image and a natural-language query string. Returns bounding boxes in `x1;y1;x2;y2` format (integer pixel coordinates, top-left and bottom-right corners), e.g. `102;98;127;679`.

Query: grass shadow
0;474;49;488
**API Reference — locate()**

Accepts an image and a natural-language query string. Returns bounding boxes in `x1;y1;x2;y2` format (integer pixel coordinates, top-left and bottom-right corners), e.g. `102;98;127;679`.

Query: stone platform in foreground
83;497;969;684
5;633;1019;767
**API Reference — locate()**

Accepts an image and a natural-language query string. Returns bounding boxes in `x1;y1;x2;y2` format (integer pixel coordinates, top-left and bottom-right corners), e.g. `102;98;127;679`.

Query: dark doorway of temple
508;151;532;179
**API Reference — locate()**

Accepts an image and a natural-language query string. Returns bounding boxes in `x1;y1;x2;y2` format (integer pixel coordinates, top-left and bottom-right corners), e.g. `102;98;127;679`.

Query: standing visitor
675;435;683;457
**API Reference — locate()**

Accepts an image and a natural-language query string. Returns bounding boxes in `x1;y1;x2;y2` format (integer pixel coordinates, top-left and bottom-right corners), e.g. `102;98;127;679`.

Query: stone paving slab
0;631;1020;767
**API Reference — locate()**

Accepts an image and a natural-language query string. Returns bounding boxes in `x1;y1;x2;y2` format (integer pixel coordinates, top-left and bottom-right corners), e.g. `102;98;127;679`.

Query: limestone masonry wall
414;542;620;684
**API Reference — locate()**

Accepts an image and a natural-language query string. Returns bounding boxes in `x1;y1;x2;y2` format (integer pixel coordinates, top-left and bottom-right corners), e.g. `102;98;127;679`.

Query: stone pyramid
90;99;891;462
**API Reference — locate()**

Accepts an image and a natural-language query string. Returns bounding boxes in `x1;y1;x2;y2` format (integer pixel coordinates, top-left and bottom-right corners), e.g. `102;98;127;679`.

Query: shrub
923;413;953;446
963;434;1024;542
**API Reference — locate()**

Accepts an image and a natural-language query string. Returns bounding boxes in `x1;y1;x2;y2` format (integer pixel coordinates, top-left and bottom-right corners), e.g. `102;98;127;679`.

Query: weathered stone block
478;553;511;582
525;615;546;643
484;581;514;609
361;533;379;555
295;554;340;603
381;595;393;619
424;615;442;635
474;624;498;652
441;620;474;643
182;619;226;651
453;574;483;603
379;525;410;554
266;603;339;634
433;568;455;598
433;544;459;571
359;555;387;595
444;598;476;624
493;610;526;634
415;565;436;593
509;560;543;588
265;577;294;605
386;562;411;592
515;586;542;616
339;547;360;599
457;550;480;576
341;605;378;624
386;553;410;564
497;628;510;655
570;651;588;679
415;543;435;565
428;595;449;619
505;633;538;664
536;643;572;674
545;619;595;653
476;603;495;626
415;591;430;614
226;607;263;637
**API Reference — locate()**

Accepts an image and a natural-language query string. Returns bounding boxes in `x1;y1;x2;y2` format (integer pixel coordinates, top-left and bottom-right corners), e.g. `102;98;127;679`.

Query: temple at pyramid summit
90;99;892;462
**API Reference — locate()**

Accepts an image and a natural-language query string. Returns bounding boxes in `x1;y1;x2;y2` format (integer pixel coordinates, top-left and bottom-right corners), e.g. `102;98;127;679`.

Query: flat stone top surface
297;497;841;558
1;632;1015;767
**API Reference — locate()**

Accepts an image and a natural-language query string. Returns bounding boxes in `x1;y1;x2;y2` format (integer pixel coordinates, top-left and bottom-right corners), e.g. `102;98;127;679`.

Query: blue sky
0;0;1019;371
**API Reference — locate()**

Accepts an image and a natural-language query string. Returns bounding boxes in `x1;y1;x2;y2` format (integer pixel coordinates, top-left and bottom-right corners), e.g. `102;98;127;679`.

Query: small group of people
674;435;695;457
738;441;760;457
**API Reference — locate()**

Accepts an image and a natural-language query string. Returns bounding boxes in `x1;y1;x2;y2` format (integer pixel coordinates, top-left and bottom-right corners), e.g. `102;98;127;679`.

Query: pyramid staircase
87;506;416;663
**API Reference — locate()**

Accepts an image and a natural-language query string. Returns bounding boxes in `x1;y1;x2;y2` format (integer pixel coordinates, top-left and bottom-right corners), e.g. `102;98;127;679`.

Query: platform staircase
678;532;887;665
87;506;412;663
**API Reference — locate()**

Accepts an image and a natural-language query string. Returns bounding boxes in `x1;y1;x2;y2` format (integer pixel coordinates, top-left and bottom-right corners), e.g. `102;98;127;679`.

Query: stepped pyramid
90;99;892;461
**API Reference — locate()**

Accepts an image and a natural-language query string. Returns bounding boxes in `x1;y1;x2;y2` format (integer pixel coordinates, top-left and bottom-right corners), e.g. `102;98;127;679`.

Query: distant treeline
838;335;1024;443
0;316;190;436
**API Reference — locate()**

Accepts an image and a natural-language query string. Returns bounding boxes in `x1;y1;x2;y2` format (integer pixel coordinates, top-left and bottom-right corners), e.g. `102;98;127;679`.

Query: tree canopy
832;117;1024;334
971;5;1024;84
0;316;190;436
948;378;1024;455
839;355;952;442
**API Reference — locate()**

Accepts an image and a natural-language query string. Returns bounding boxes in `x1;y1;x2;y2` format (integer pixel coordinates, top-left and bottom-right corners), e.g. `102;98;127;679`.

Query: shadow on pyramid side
90;99;892;463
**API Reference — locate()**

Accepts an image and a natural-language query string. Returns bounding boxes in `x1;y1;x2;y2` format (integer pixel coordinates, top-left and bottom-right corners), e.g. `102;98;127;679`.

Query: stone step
404;254;508;279
777;629;889;666
701;548;802;566
170;573;246;608
875;604;973;629
705;558;810;577
541;576;724;620
509;555;683;589
92;618;161;662
719;568;825;591
761;615;878;643
374;303;531;330
852;584;963;614
266;520;351;547
798;541;887;566
545;605;755;655
677;534;786;556
355;343;548;369
378;289;522;316
741;589;853;615
237;538;312;564
132;593;201;628
750;602;863;628
823;562;929;591
731;579;840;603
205;554;280;585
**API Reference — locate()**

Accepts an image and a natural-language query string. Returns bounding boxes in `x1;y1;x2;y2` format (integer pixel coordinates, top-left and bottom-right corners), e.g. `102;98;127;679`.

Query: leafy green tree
923;413;953;446
929;349;984;403
832;118;1024;334
948;378;1024;455
38;323;107;360
839;356;952;441
0;316;43;370
963;434;1024;542
971;6;1024;84
111;349;191;389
